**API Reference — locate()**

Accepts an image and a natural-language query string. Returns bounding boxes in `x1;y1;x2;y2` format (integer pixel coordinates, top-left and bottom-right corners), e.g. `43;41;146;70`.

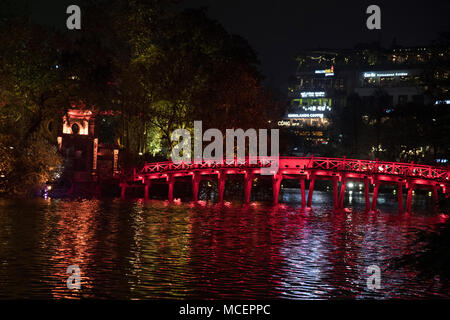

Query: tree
111;6;280;159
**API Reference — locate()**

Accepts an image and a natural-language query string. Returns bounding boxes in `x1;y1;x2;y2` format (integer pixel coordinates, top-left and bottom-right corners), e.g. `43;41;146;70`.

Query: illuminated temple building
55;107;120;195
282;44;449;153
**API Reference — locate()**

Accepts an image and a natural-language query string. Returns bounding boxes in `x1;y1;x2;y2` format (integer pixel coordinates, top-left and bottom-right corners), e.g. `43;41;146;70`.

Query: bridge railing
139;157;276;174
309;157;449;180
124;156;449;182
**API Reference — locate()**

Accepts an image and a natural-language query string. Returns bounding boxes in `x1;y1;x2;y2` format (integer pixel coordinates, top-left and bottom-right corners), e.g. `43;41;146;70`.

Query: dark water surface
0;190;448;299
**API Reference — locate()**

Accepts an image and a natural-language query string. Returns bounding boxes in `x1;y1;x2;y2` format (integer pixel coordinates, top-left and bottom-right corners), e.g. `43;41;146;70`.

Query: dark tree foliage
0;0;281;194
328;89;449;163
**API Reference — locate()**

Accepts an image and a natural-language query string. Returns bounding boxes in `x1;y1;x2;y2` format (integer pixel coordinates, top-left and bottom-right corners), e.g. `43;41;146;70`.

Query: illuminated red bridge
120;157;449;213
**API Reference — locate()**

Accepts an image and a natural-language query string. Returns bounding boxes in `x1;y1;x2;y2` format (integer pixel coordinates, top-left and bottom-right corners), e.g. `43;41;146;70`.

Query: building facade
57;107;120;191
281;44;449;154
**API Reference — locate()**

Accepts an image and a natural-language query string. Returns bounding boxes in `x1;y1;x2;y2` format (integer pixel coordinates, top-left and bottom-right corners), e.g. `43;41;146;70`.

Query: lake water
0;190;448;299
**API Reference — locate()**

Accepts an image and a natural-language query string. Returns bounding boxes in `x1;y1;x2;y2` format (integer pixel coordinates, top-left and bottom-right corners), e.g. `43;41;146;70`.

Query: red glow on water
1;196;448;299
197;200;207;207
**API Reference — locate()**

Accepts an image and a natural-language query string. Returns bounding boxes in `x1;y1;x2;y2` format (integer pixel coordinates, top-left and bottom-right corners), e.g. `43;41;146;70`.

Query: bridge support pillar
217;171;226;203
307;178;315;207
371;182;380;212
192;172;200;202
244;171;254;204
144;181;151;200
167;175;175;202
397;183;404;214
406;185;413;213
332;176;339;209
338;177;347;209
300;178;306;208
432;185;439;213
364;177;370;212
272;174;282;205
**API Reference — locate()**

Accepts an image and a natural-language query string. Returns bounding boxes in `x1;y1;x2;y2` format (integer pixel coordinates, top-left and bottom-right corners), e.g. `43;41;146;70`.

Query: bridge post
397;182;404;214
338;176;346;209
300;178;306;208
307;177;315;207
217;171;226;203
364;177;370;212
192;172;200;202
371;181;380;211
332;176;339;209
406;184;413;213
167;175;174;202
244;171;254;204
144;180;151;200
272;173;282;205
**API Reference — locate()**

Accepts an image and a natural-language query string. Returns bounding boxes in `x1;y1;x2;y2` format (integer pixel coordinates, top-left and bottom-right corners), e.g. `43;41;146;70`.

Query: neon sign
300;91;326;98
278;120;293;127
363;71;408;78
302;106;331;112
315;66;334;76
288;113;324;119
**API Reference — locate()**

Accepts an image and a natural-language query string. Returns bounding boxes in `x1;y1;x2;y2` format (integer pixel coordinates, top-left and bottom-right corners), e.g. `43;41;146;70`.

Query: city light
315;66;334;76
300;91;326;98
363;71;408;77
302;106;331;112
287;113;324;118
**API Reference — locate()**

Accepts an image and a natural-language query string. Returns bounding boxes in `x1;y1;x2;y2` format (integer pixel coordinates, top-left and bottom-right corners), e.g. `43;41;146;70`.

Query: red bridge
120;157;449;213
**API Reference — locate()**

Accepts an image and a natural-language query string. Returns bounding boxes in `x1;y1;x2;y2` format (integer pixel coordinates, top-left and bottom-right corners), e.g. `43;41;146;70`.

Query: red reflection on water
0;194;447;299
48;200;99;298
185;204;286;298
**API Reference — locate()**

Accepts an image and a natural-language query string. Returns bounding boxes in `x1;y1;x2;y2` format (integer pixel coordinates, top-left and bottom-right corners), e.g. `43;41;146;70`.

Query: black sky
6;0;450;93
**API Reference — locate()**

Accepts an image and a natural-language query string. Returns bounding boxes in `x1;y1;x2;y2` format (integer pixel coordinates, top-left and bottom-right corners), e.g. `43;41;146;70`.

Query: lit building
57;107;120;188
282;44;449;152
280;90;332;146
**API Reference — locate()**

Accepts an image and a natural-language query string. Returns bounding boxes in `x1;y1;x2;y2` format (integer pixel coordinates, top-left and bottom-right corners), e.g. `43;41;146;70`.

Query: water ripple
0;192;448;299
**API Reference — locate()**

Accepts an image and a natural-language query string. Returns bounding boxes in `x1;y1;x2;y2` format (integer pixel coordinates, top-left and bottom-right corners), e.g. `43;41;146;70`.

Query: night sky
5;0;450;92
181;0;449;92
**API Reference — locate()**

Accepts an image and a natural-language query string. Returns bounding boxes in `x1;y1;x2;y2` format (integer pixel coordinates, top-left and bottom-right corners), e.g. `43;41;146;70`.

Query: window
71;123;80;134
